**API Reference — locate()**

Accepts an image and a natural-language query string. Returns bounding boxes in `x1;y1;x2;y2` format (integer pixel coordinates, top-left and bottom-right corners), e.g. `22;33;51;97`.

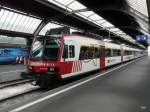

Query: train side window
79;46;100;60
124;51;126;55
105;49;111;57
112;49;115;57
113;49;120;56
79;46;88;60
124;50;130;55
118;50;121;56
69;45;75;58
94;47;100;58
63;45;68;58
88;47;94;59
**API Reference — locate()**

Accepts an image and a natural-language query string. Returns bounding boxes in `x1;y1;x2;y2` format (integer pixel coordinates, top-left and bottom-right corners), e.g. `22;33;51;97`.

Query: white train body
27;34;146;87
61;35;104;78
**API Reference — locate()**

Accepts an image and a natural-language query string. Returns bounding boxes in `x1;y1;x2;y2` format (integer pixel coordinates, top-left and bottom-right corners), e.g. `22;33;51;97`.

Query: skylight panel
127;0;148;16
47;0;67;10
67;1;86;10
30;19;41;33
25;19;41;33
0;9;5;20
1;11;14;30
79;11;94;17
39;22;62;35
19;16;31;32
16;16;28;32
117;31;126;36
89;14;103;21
110;28;120;32
0;10;10;28
0;9;42;34
53;0;75;6
76;13;88;20
5;12;18;30
11;14;23;31
96;20;106;25
22;18;35;32
101;22;114;28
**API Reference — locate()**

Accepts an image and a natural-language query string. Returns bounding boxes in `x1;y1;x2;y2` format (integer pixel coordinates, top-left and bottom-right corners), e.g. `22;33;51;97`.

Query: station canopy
45;0;143;43
127;0;148;17
0;0;149;49
39;22;78;35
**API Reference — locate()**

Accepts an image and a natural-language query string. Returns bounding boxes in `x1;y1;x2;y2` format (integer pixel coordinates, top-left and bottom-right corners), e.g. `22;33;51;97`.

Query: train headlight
49;68;55;71
28;66;32;70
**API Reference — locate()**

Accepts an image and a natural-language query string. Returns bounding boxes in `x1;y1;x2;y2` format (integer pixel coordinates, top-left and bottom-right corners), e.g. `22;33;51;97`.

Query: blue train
0;47;29;64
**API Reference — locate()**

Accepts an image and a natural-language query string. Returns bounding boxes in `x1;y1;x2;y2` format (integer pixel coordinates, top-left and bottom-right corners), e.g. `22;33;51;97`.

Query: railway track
0;79;32;89
0;80;40;101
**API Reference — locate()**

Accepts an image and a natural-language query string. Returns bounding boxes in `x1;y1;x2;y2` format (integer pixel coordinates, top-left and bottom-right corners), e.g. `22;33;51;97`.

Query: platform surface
2;56;150;112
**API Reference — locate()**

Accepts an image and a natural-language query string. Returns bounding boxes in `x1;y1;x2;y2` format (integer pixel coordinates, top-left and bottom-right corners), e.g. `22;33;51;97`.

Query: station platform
0;65;26;83
2;56;150;112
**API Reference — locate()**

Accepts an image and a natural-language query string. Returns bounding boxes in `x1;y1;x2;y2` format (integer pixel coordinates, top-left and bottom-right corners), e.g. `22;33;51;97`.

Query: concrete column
33;20;47;36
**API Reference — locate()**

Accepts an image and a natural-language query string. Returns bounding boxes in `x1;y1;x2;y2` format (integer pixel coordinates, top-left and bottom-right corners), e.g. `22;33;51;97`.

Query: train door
100;46;105;70
62;40;76;62
60;40;77;76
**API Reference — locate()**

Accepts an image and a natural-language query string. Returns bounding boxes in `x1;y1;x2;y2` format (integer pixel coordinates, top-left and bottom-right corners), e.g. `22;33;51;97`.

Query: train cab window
31;40;44;58
69;45;75;58
44;40;60;60
63;45;68;59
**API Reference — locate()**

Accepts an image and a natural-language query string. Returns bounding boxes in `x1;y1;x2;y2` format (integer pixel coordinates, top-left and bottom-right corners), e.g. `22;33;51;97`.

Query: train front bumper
21;68;58;79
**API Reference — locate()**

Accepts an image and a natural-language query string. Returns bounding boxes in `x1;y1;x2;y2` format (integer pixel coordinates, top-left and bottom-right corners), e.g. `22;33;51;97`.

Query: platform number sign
136;35;147;42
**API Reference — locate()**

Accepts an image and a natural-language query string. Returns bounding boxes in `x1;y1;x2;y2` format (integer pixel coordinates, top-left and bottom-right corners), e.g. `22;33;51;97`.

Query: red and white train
24;32;146;87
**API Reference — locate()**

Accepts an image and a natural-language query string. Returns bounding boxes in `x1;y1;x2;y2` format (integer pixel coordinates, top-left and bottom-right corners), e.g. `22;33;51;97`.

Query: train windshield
31;38;60;60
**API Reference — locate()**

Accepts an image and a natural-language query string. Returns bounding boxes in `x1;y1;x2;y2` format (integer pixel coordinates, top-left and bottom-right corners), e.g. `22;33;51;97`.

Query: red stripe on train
59;62;73;76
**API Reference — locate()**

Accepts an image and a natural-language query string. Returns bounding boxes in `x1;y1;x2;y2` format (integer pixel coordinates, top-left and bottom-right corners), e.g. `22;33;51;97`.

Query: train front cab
26;35;64;87
26;34;82;87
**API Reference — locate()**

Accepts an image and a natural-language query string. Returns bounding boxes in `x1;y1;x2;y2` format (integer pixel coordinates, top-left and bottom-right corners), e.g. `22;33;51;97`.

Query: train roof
64;34;104;46
123;45;141;51
36;34;143;52
104;42;121;49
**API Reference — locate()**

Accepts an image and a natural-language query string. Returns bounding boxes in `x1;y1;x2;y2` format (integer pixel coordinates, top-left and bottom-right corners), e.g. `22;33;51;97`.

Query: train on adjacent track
23;28;146;88
0;45;29;64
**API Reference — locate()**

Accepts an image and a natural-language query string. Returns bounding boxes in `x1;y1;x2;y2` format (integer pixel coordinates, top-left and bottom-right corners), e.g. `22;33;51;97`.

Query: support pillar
26;38;33;51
